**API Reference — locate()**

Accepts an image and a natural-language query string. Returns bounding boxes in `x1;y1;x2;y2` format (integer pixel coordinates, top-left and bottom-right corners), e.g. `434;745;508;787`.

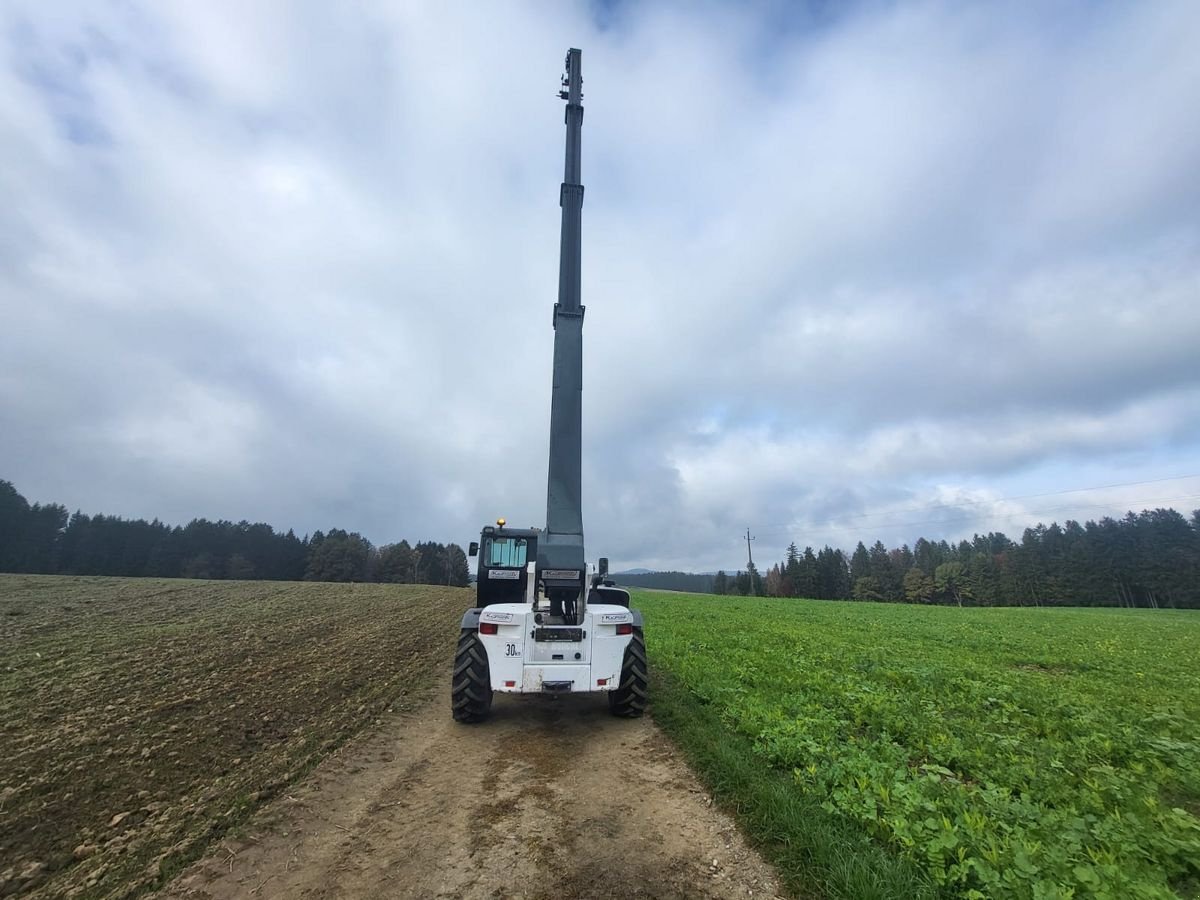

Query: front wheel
451;629;493;723
609;628;647;717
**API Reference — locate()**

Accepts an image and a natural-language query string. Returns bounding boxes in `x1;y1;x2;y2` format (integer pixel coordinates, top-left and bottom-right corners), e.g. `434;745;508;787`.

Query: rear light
597;678;608;686
616;623;633;635
479;622;498;635
504;680;516;687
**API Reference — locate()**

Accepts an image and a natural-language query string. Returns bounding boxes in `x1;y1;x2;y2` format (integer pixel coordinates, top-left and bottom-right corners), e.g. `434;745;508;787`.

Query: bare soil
0;576;464;899
160;687;785;900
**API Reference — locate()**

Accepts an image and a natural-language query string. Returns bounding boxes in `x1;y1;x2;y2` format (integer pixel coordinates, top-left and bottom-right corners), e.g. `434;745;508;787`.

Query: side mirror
468;542;479;557
598;557;609;577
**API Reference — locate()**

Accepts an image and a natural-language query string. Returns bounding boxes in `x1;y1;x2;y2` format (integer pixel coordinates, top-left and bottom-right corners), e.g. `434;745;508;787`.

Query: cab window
485;537;527;568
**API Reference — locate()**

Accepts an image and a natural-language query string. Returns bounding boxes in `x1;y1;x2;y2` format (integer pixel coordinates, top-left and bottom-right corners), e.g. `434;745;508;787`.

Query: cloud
1;0;1198;572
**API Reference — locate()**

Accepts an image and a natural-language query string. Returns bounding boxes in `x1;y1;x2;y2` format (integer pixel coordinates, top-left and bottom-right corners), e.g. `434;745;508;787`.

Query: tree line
0;480;470;586
710;507;1200;608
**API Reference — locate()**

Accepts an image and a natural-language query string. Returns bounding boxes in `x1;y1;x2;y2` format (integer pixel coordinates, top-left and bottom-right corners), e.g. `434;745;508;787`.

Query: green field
637;591;1200;900
0;575;465;899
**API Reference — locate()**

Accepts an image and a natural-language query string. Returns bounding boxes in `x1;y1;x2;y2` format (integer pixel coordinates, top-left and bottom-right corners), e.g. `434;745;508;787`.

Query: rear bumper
493;664;619;694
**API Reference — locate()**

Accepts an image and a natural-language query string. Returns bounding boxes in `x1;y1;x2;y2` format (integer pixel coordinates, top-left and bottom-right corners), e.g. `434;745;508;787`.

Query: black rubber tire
609;628;648;717
451;629;493;723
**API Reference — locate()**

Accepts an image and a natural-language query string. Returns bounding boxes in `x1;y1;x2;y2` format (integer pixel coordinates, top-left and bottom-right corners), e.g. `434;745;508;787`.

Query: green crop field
637;591;1200;900
0;575;466;899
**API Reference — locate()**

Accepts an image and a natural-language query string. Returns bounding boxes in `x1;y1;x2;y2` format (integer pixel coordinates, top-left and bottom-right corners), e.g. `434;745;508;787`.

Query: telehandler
452;49;646;723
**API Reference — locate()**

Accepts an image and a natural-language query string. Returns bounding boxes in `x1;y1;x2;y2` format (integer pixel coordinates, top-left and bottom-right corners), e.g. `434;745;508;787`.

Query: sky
2;1;1199;572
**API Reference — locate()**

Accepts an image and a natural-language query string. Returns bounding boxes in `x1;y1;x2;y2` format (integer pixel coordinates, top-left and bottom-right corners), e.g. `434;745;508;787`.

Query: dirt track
161;684;785;900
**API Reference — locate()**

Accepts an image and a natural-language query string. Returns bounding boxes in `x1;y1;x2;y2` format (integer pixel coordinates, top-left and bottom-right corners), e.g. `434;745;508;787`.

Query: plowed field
0;576;462;898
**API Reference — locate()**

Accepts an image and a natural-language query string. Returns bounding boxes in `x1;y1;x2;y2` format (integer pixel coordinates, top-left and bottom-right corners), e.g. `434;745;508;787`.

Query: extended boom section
452;49;646;723
542;47;587;617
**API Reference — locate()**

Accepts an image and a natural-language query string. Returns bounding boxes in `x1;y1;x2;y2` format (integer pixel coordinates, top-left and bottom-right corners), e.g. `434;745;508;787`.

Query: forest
0;480;470;586
711;507;1200;608
4;478;1198;607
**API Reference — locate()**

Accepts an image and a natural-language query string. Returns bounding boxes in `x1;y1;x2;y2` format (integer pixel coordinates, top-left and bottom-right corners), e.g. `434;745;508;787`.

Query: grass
651;666;937;900
636;591;1200;900
0;574;468;899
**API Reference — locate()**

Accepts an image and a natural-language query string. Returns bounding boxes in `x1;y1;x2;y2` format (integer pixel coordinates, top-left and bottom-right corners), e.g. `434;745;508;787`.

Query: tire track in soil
160;682;786;900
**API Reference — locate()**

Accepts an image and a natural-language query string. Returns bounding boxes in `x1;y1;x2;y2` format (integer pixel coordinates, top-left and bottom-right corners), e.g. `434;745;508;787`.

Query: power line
832;493;1200;534
749;492;1200;542
750;473;1200;529
845;474;1200;522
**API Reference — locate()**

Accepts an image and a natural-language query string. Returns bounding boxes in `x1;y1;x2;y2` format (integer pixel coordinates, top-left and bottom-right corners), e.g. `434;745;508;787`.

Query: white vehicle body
476;603;634;694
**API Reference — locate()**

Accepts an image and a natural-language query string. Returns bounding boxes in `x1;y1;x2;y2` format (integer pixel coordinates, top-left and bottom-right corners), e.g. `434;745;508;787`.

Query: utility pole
745;528;756;597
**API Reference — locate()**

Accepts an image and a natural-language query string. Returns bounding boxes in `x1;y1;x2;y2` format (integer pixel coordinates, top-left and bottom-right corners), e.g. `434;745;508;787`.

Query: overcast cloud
2;1;1199;572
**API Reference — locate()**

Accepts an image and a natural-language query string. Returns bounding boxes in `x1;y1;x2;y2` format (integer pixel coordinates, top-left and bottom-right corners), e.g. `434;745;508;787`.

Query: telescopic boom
540;48;586;591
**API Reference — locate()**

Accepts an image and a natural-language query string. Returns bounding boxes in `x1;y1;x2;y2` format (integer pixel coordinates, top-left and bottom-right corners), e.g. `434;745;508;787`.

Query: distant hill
610;570;715;593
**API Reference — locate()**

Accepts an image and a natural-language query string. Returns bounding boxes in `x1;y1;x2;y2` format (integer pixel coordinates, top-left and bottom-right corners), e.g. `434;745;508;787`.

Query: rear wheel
451;629;492;723
609;628;647;717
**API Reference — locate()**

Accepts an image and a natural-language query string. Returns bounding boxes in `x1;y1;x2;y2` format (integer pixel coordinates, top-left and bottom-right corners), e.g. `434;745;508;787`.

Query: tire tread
451;630;493;723
609;628;648;718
